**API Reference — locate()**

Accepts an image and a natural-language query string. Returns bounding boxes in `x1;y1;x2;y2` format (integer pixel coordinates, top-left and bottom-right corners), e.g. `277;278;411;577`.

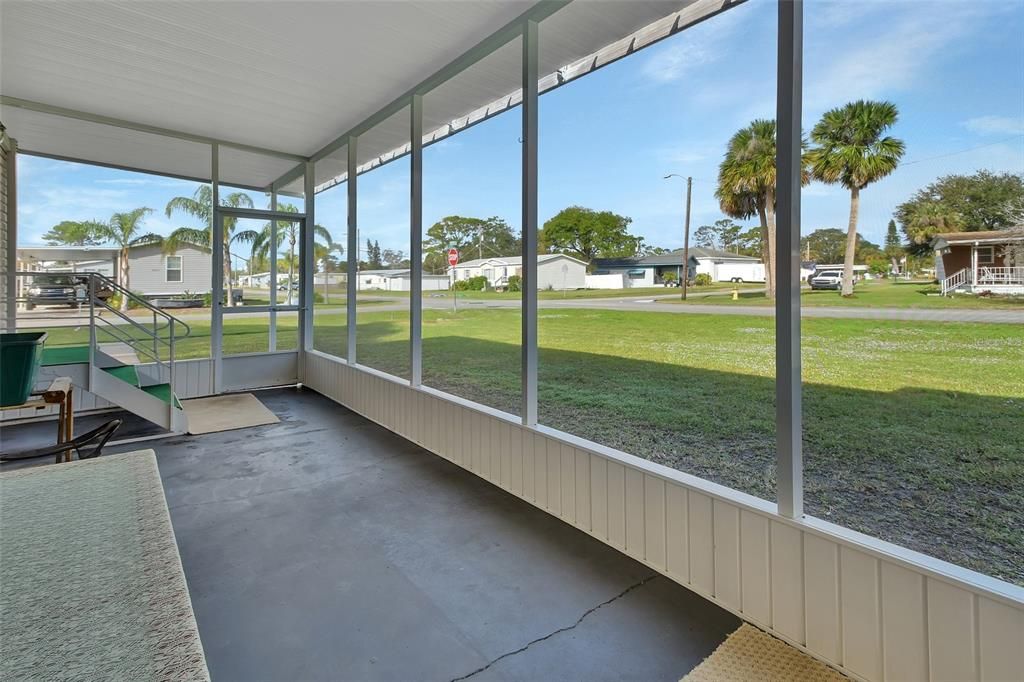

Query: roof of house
450;253;587;269
931;229;1024;247
595;247;759;268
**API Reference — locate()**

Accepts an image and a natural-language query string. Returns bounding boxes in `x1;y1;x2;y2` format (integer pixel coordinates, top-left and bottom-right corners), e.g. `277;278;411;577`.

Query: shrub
453;276;486;291
507;275;522;292
694;273;713;286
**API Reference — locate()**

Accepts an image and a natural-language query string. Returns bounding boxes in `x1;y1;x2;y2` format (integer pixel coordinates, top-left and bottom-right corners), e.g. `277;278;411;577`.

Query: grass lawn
24;304;1023;583
313;307;1024;584
662;278;1024;309
435;282;761;301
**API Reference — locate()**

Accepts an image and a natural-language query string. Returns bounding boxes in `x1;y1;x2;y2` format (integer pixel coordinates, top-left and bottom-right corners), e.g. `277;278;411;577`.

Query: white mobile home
17;243;212;297
449;254;586;290
358;269;448;292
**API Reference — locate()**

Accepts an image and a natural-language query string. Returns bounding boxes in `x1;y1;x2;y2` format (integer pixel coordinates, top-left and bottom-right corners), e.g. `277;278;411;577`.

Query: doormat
682;624;848;682
181;393;279;435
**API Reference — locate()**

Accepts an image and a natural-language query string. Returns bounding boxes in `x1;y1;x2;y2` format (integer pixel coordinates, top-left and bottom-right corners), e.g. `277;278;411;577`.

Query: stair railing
82;273;191;399
940;267;968;296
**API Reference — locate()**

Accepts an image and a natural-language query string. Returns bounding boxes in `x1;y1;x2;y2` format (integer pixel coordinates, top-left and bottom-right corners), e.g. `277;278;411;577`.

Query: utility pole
664;173;693;300
682;176;692;301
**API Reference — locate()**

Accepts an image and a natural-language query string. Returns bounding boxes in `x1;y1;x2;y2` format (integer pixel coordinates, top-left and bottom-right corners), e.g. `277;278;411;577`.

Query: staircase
940;267;969;295
22;271;191;432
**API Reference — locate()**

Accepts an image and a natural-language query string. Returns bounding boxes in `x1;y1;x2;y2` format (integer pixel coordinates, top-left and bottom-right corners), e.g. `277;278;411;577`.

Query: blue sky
17;0;1024;264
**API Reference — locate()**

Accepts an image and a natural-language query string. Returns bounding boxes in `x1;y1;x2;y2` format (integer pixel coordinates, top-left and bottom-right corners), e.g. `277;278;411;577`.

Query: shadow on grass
317;321;1023;585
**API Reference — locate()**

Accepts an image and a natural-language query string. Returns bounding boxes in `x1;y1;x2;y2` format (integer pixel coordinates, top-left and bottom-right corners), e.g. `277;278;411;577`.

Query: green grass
22;303;1024;582
312;307;1024;583
662;279;1024;309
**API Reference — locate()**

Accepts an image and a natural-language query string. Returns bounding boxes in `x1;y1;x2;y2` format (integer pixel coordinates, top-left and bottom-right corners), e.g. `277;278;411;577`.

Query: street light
664;173;692;300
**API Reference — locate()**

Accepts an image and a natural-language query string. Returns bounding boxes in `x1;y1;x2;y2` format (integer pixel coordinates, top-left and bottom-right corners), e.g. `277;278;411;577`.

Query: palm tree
164;185;255;306
716;120;781;298
249;203;333;305
807;100;905;296
92;208;162;311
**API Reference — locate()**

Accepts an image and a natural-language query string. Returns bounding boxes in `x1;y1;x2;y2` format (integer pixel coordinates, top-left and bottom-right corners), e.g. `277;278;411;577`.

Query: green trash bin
1;332;49;407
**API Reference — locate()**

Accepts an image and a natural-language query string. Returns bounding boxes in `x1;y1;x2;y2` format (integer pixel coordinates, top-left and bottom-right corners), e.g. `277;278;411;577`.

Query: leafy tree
716;120;802;298
164;185;254;307
895;171;1024;254
642;245;672;256
735;227;764;257
364;239;384;270
42;220;103;246
381;248;410;269
249;203;332;305
800;228;881;264
423;215;520;273
693;218;743;252
807;100;905;295
883;218;903;273
539;206;641;266
693;225;718;249
92;208;162;310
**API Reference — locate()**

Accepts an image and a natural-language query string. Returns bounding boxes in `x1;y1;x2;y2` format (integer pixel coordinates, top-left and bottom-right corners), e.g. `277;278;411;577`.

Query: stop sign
447;248;459;266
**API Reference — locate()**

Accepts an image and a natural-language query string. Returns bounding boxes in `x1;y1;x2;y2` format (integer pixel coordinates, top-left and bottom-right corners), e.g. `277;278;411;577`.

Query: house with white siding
17;242;212;298
448;253;587;290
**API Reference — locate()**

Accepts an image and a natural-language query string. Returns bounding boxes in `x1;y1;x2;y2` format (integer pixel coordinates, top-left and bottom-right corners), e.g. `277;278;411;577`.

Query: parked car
809;270;845;291
24;275;113;310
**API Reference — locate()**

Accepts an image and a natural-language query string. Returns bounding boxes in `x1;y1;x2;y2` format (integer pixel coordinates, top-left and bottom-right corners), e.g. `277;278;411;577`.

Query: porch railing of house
940;267;968;295
14;271;191;396
977;266;1024;286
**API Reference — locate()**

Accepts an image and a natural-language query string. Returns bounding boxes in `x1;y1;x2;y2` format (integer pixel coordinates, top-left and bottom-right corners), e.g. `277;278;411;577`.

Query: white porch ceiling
0;0;736;192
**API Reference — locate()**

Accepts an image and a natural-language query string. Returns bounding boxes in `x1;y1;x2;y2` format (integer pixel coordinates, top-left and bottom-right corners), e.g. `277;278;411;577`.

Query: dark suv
25;275;113;310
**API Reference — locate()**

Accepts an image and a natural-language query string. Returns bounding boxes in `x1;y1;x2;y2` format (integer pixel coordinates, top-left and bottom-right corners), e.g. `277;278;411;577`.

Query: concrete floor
2;388;739;681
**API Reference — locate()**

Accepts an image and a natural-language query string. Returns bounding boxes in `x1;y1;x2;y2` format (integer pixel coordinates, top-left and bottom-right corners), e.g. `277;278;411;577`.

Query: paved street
15;291;1024;327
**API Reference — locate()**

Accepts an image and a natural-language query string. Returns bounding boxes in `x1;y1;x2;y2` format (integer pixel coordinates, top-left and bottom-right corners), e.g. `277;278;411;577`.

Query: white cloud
962;115;1024;137
804;2;1008;115
639;3;748;84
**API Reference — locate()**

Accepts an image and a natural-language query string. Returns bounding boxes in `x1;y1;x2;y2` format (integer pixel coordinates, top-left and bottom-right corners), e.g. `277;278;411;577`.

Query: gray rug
0;451;209;681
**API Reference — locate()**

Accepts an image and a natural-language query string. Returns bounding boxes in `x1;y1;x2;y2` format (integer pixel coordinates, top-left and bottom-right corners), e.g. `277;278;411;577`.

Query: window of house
166;256;183;282
977;246;995;265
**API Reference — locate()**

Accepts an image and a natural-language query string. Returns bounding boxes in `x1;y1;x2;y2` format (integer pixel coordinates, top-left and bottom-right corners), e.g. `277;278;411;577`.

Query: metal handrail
15;270;192;341
17;270;192;407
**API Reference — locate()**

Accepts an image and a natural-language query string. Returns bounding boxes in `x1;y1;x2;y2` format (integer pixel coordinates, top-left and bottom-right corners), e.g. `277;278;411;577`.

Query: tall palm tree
249;203;333;305
92;208;162;311
164;185;255;306
807;100;905;296
716;120;781;298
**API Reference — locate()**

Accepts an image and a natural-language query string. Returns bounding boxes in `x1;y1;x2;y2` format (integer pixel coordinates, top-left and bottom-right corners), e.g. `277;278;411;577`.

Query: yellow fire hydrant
732;286;739;301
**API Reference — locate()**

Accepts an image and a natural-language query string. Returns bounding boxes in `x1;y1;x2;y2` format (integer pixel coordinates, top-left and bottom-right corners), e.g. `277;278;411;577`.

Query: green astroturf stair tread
101;364;140;387
141;383;182;410
40;345;90;366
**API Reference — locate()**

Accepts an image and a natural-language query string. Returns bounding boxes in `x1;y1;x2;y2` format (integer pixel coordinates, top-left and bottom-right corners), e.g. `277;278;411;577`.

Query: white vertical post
971;245;978;286
410;95;424;387
775;0;803;519
269;189;278;352
3;135;16;332
347;138;358;363
300;161;315;357
521;20;539;427
211;143;224;394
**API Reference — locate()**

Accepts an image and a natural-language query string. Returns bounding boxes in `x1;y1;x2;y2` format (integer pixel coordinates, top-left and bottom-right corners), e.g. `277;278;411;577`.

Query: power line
884;134;1019;166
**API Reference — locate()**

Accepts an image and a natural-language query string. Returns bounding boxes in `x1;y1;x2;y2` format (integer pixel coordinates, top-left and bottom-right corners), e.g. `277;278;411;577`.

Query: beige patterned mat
0;451;209;681
683;624;848;682
182;392;279;434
